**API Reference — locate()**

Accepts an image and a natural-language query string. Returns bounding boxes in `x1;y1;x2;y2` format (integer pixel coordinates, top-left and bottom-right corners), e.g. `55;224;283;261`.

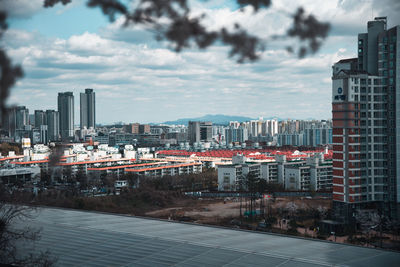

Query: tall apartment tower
34;110;46;127
80;89;96;130
4;107;17;139
15;106;29;130
200;122;213;142
58;92;74;140
46;110;59;141
225;126;248;144
332;17;400;220
188;121;200;144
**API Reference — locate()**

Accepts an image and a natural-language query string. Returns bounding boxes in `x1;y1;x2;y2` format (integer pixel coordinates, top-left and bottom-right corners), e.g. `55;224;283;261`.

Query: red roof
11;157;134;166
87;162;164;171
0;155;24;162
157;148;331;162
12;159;49;164
58;158;131;166
125;163;201;173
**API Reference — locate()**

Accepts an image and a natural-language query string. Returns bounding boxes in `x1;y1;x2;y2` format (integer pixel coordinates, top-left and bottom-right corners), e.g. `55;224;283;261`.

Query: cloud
372;0;400;26
4;0;389;123
0;0;43;18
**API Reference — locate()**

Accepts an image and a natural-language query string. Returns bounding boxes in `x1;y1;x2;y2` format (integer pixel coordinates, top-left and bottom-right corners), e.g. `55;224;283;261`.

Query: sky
1;0;400;124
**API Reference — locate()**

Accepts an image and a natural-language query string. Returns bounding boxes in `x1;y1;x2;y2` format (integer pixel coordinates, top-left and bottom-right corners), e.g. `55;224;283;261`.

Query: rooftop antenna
371;4;373;20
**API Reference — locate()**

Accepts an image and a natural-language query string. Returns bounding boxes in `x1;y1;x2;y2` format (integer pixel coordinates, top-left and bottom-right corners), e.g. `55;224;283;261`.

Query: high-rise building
188;121;200;144
34;110;46;127
80;89;96;131
39;125;48;144
250;120;259;137
139;124;150;134
4;107;17;139
28;114;35;127
332;17;400;220
16;106;29;130
225;126;248;144
124;123;140;134
277;133;304;146
58;92;74;140
46;110;59;141
267;119;278;136
304;126;332;147
200;122;212;142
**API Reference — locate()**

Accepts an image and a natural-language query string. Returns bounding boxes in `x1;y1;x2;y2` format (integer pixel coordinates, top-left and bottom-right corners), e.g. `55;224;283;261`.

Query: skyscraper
200;122;212;142
15;106;29;130
34;110;46;127
225;126;248;145
80;89;96;131
332;17;399;220
4;107;17;139
188;121;200;144
58;92;74;140
46;110;59;141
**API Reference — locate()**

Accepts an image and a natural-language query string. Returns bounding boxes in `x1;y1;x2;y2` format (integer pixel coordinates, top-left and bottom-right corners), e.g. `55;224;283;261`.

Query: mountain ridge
158;114;282;125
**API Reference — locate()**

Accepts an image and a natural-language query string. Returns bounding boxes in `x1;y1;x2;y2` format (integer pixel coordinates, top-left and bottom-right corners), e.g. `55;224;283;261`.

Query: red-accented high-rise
332;17;400;221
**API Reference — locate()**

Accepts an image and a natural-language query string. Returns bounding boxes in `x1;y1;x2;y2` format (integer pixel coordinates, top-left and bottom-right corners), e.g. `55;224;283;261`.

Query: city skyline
3;0;400;123
2;1;400;264
10;94;332;125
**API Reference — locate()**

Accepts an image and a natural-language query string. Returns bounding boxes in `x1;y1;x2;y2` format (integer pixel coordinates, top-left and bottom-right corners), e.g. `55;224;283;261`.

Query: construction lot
146;196;331;224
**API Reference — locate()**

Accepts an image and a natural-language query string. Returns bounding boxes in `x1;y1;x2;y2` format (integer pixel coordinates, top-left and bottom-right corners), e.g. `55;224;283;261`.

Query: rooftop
336;58;358;64
158;149;332;161
17;207;400;267
125;162;201;172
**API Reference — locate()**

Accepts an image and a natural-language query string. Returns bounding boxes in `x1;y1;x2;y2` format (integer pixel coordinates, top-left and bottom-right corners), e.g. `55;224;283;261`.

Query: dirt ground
146;197;331;223
146;199;241;222
145;196;400;250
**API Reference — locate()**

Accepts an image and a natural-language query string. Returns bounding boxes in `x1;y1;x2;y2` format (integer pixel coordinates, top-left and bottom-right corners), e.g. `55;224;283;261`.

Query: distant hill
160;114;255;125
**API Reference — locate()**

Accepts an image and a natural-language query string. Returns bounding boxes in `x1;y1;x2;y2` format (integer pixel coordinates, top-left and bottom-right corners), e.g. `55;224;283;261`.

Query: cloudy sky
1;0;399;124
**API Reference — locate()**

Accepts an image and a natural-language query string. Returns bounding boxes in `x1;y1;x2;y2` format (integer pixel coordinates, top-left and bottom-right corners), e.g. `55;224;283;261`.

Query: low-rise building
0;165;40;184
218;153;332;192
218;154;261;191
125;162;202;177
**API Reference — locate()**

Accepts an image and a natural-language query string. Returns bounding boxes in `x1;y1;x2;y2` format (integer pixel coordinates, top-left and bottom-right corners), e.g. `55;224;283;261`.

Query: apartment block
332;17;400;220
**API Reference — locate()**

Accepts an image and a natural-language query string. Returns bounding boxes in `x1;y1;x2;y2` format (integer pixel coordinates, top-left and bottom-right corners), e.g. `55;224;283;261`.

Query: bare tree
0;187;55;266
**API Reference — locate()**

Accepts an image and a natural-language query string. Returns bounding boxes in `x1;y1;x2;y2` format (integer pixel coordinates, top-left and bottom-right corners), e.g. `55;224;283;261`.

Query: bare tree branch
237;0;271;11
0;187;56;266
287;8;330;58
0;11;24;127
44;0;330;61
44;0;72;7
